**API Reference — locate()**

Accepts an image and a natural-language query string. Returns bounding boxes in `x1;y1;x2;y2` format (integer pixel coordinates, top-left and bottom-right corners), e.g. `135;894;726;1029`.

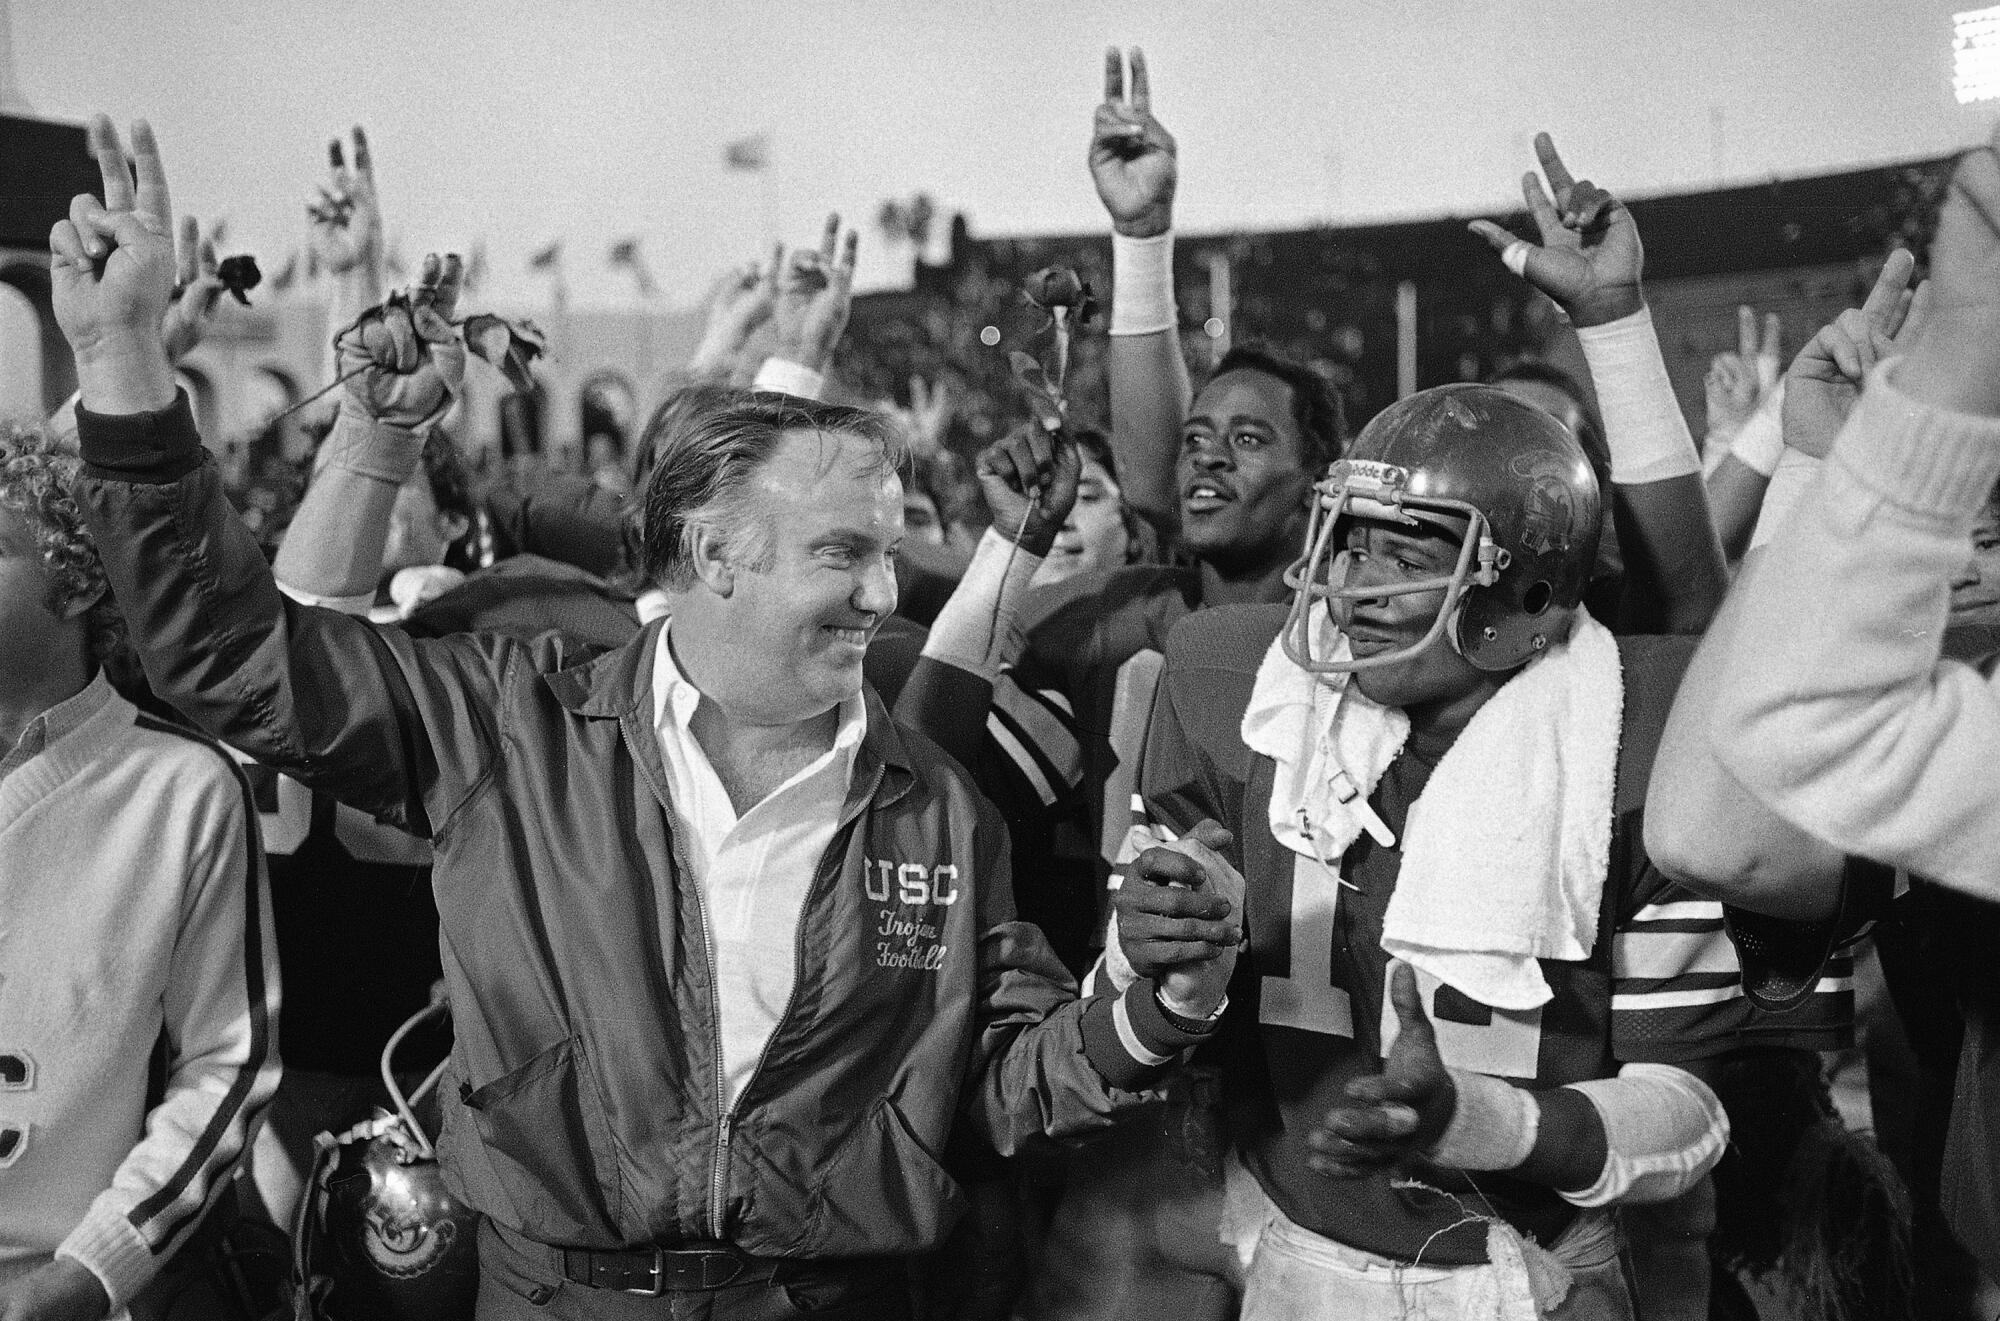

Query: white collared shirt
651;624;865;1109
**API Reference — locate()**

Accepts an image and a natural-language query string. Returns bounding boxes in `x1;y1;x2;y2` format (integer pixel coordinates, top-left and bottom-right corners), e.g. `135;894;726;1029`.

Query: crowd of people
6;47;2000;1321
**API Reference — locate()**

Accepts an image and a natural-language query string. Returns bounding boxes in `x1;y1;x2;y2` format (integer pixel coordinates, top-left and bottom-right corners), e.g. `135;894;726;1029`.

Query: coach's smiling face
703;428;903;725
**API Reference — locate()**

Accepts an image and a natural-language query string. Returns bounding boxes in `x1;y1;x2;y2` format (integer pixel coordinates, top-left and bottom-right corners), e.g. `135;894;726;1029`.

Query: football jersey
1135;604;1854;1266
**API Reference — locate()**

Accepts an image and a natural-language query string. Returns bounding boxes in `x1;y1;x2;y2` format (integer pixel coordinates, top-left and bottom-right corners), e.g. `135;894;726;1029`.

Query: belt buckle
621;1250;667;1297
634;1244;742;1293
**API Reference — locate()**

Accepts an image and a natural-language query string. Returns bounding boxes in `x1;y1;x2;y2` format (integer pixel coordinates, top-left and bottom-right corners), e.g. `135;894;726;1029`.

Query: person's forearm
1711;364;2000;897
1578;308;1727;631
1609;476;1729;632
274;405;418;600
1646;580;1849;920
1432;1063;1725;1204
1107;231;1188;533
322;259;382;385
59;794;279;1314
1703;456;1772;565
73;392;462;832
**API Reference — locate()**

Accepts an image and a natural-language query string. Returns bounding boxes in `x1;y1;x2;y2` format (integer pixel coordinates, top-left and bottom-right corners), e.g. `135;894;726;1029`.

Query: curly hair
0;424;131;678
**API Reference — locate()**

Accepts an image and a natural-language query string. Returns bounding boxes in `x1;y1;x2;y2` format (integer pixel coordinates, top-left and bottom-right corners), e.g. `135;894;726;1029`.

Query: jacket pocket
460;1037;622;1243
805;1096;968;1257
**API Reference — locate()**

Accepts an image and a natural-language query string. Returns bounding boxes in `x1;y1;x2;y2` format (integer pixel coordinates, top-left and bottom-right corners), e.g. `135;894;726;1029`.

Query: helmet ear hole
1522;580;1553;616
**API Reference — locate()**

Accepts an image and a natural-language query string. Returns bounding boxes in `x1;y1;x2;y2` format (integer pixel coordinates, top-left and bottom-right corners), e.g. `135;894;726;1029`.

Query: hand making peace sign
1090;46;1177;239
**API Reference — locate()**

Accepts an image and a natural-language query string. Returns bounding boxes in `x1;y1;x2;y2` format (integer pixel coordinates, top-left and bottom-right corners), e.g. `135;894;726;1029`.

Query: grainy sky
9;0;1989;309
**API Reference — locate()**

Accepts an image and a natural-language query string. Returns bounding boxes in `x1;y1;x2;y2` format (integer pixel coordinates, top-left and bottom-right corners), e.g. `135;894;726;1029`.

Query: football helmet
1282;383;1600;674
292;1000;478;1321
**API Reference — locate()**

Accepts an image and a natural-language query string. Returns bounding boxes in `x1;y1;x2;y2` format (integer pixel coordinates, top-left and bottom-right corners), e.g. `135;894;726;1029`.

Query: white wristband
1427;1068;1541;1171
1728;382;1786;477
1111;231;1177;337
751;356;826;401
1576;308;1701;484
919;526;1044;682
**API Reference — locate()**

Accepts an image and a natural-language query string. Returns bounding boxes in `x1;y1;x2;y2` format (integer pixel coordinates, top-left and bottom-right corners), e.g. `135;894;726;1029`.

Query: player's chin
1350;659;1424;708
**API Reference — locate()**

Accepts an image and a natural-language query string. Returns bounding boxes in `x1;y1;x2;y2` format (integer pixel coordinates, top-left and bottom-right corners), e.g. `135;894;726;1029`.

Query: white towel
1242;604;1623;1011
1240;603;1408;865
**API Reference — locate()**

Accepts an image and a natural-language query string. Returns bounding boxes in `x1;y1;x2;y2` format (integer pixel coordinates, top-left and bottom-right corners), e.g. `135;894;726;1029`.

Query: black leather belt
556;1241;892;1296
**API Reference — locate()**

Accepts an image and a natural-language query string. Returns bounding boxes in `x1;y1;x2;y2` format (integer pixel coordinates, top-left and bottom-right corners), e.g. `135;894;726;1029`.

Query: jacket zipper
678;841;733;1240
705;764;883;1240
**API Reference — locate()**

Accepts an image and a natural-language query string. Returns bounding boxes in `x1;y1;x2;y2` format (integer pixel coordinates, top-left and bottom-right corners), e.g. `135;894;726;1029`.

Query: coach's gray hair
639;391;904;590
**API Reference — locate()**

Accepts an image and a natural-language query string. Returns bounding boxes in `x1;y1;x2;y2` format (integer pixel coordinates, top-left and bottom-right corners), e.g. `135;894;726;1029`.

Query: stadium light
1956;6;2000;103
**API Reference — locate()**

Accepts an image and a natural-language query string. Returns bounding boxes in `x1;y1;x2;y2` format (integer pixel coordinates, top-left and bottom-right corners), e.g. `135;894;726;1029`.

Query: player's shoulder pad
1019;563;1194;641
1157;603;1286;752
1613;632;1699;816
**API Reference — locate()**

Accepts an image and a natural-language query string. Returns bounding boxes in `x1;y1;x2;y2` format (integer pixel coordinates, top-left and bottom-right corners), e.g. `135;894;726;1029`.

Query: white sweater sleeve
55;771;281;1311
1710;361;2000;898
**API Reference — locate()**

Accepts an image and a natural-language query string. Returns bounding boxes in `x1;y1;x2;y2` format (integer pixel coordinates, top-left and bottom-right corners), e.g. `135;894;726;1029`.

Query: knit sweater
0;675;280;1315
1704;363;2000;898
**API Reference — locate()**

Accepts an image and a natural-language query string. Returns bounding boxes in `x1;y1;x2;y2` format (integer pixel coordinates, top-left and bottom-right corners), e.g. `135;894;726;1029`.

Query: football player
1108;376;1846;1317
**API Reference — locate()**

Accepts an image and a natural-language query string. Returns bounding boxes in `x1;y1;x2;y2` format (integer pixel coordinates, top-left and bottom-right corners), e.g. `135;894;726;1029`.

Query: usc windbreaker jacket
74;392;1211;1259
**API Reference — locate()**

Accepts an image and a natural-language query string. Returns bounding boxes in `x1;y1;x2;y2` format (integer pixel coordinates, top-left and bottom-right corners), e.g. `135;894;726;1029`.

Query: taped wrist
1426;1069;1541;1170
1728;382;1786;477
1577;307;1701;484
919;526;1044;682
1111;231;1176;336
317;403;424;485
1558;1062;1728;1207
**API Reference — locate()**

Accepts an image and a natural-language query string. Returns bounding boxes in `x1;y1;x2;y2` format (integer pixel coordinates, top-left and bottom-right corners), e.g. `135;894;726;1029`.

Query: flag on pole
724;133;770;172
607;237;658;298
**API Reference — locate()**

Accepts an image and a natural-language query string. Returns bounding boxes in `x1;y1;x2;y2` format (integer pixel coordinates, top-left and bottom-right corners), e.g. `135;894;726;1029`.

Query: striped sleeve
56;728;281;1311
985;677;1084;811
1611;884;1854;1066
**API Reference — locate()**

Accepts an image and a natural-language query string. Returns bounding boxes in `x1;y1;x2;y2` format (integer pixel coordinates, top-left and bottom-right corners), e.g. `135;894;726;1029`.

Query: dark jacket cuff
78;389;204;483
1079;977;1219;1091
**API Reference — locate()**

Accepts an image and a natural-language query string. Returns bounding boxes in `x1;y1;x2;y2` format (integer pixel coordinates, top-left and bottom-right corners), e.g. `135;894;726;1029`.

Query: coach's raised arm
56;114;1239;1311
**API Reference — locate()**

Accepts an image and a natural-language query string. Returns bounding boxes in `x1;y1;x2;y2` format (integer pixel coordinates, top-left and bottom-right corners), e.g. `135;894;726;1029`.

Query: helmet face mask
1281;385;1601;679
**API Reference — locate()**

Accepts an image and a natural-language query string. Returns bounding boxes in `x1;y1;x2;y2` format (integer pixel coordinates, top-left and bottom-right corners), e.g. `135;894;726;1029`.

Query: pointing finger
351;125;373;184
1893;280;1933;348
1737;305;1757;361
177;214;200;286
1129;47;1151;113
1520;171;1563;245
89;115;135;213
1860;249;1916;332
1533;132;1576;197
819;212;839;265
834;229;859;286
435;253;464;322
1103;46;1123;104
1760;311;1782;363
129;120;172;231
